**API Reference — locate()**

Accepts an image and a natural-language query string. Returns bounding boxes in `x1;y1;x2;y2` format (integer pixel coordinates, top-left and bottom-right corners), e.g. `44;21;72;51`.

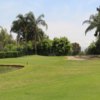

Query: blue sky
0;0;100;49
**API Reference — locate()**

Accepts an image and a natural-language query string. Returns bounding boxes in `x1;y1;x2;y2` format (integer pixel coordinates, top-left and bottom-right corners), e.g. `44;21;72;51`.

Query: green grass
0;55;100;100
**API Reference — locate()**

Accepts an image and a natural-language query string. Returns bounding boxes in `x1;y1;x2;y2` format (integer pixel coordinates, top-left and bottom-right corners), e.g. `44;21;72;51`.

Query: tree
85;42;96;55
71;42;81;55
83;7;100;37
11;12;48;54
11;14;29;43
26;12;48;54
83;6;100;54
0;26;15;51
37;39;52;55
52;37;71;56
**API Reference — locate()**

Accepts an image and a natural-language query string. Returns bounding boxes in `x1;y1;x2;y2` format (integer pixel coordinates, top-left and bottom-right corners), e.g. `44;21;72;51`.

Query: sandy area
67;55;100;60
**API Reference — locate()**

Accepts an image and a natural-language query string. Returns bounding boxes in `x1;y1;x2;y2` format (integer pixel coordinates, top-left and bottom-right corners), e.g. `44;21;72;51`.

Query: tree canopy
83;7;100;37
11;12;47;43
11;12;48;54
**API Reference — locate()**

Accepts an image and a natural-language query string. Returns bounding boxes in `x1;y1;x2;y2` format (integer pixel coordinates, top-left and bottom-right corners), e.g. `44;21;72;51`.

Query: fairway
0;56;100;100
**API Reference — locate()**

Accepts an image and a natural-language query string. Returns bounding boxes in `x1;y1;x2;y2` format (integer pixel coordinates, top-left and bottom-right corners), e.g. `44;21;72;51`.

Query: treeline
0;12;82;58
0;27;81;58
0;6;100;58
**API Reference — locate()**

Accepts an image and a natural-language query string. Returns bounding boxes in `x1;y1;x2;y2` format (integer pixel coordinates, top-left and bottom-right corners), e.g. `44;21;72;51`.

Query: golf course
0;55;100;100
0;1;100;100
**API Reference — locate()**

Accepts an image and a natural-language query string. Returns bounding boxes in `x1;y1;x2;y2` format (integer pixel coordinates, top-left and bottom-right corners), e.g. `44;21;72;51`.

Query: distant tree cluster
11;12;48;54
0;12;81;58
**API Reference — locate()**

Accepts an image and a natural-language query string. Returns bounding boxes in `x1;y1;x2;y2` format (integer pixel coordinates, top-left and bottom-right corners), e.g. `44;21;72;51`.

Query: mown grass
0;55;100;100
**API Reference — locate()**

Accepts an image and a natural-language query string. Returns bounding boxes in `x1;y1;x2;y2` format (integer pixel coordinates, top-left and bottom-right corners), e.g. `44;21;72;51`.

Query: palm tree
11;14;29;43
26;12;48;54
11;12;48;54
83;7;100;37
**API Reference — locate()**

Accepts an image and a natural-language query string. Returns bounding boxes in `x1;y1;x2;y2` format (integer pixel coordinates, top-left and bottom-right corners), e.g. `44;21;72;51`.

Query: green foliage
86;38;100;55
0;51;5;58
0;51;22;58
83;6;100;37
52;37;71;56
0;27;16;51
37;39;52;55
83;6;100;55
11;12;48;54
95;37;100;54
24;41;33;55
85;42;95;54
15;41;33;55
71;42;81;55
5;51;19;58
4;44;17;51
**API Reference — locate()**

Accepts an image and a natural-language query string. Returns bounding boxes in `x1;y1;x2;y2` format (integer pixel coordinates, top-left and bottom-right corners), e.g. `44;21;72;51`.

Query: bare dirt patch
67;55;100;60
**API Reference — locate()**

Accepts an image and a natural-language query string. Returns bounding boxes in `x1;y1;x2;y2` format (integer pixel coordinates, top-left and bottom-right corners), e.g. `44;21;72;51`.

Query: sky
0;0;100;49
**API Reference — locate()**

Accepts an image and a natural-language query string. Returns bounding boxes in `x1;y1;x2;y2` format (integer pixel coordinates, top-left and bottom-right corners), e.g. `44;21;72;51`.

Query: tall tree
83;6;100;54
11;14;29;43
83;7;100;37
0;26;14;50
11;12;48;54
26;12;48;54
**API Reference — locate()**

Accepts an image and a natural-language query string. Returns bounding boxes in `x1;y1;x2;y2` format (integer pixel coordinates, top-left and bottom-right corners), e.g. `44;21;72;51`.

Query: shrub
0;52;5;58
37;39;52;55
52;37;71;56
0;51;22;58
71;42;81;55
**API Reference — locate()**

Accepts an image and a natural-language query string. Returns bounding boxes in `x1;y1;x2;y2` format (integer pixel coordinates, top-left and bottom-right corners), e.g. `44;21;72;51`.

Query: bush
37;39;52;56
86;39;100;55
17;41;33;55
52;37;71;56
0;51;22;58
4;44;17;51
0;52;5;58
71;42;81;55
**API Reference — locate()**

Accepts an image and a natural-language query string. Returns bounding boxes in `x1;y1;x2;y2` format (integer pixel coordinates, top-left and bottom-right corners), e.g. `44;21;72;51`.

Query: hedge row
0;51;23;58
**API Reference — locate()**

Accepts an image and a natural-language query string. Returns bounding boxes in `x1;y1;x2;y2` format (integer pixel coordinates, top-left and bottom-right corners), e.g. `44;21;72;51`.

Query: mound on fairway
0;55;100;100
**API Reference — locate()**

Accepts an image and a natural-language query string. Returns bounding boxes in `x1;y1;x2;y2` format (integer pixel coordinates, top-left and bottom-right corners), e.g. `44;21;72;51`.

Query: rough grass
0;55;100;100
